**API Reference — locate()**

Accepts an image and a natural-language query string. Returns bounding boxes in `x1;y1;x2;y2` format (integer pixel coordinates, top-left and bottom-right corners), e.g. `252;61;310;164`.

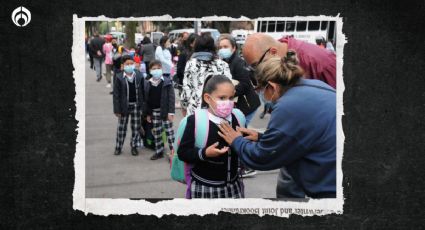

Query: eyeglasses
249;48;271;70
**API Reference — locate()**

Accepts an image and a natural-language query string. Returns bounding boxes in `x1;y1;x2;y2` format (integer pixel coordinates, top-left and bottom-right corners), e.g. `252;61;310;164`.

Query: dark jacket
143;76;175;120
176;48;189;85
140;43;155;62
113;71;144;115
89;36;105;58
178;113;241;186
231;79;336;198
225;52;261;115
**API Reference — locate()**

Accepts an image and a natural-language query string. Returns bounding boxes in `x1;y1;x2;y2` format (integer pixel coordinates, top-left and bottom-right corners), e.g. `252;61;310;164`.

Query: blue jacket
231;79;336;198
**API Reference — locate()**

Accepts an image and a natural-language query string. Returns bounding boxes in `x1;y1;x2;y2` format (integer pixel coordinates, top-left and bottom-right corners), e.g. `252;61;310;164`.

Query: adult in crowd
217;34;260;127
176;33;198;89
243;33;336;89
180;33;232;116
110;38;122;95
86;36;94;69
139;36;155;76
102;34;114;88
155;35;173;78
315;36;326;49
89;32;105;82
218;52;336;199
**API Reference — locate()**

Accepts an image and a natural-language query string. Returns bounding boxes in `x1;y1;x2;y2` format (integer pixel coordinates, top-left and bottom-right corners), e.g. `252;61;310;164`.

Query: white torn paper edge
72;14;346;217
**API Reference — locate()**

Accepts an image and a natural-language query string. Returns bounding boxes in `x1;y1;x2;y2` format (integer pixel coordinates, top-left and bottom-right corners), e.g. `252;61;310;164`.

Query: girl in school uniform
177;75;245;198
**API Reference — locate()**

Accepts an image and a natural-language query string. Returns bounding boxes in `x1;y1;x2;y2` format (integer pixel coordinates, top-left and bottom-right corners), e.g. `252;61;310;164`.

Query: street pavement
85;60;279;198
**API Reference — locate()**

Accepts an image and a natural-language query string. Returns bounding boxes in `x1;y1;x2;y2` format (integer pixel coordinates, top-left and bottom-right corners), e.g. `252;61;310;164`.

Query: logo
11;6;31;27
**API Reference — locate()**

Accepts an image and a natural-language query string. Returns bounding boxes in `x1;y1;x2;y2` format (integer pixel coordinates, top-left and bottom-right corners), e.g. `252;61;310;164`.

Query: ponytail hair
255;49;304;89
201;75;233;108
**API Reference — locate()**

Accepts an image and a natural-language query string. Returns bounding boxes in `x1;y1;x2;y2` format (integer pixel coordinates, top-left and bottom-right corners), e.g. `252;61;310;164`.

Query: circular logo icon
11;6;31;27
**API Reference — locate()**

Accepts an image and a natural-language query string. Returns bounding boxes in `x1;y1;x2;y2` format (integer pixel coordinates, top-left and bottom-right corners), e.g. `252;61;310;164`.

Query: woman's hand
236;127;259;142
218;122;242;145
146;115;152;123
205;142;229;157
168;114;174;122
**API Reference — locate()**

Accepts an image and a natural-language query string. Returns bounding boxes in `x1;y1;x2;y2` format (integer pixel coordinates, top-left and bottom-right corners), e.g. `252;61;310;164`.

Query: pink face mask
212;99;234;118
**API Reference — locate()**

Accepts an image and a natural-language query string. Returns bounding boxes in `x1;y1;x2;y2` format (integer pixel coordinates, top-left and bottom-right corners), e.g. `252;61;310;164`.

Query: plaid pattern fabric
190;179;244;198
152;109;175;154
115;104;142;151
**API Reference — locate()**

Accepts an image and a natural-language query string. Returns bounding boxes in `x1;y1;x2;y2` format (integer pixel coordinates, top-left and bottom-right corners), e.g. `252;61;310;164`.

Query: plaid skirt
190;179;244;198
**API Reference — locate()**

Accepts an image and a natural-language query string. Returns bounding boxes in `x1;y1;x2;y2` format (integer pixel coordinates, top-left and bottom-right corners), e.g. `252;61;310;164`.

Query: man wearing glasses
240;33;337;198
243;33;336;89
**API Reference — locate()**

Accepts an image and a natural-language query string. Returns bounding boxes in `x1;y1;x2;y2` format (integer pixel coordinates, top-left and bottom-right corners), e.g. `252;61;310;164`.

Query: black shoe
114;150;121;155
109;91;113;95
96;76;102;82
131;147;139;156
150;153;164;160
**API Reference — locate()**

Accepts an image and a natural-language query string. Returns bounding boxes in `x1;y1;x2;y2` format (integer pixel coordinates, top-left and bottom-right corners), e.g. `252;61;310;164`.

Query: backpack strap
194;109;209;148
232;108;246;128
173;116;188;154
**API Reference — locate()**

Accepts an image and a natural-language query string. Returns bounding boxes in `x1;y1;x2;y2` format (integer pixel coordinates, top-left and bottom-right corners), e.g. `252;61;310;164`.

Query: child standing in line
177;75;245;198
144;60;176;160
113;55;144;156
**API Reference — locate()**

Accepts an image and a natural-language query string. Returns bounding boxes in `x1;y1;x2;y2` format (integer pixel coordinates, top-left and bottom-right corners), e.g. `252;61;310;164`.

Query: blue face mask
218;48;233;59
124;64;135;74
150;69;163;79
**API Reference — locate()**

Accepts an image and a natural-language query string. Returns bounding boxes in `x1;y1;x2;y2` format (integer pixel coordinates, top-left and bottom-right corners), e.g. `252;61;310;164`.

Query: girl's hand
168;114;174;122
146;115;152;123
218;122;242;145
205;142;229;157
236;127;259;142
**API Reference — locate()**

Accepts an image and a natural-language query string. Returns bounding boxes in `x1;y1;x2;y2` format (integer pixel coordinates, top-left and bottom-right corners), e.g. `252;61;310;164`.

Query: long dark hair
142;36;151;44
159;35;169;49
201;75;233;108
182;33;199;57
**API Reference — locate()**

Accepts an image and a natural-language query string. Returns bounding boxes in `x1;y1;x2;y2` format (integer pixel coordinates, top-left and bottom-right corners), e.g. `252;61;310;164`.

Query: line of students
112;55;175;161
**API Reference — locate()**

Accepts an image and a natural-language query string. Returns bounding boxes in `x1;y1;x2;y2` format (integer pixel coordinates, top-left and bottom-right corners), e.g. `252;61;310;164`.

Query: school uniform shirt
279;36;336;89
147;80;163;109
177;111;241;187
